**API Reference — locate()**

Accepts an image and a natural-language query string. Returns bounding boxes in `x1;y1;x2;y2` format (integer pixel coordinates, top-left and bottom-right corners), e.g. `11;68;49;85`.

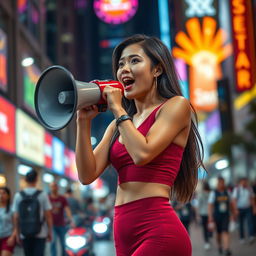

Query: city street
13;239;116;256
190;223;256;256
1;0;256;256
13;224;256;256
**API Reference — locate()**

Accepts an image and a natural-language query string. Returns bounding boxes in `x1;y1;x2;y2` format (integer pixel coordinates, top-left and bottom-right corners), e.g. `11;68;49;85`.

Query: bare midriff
115;182;171;206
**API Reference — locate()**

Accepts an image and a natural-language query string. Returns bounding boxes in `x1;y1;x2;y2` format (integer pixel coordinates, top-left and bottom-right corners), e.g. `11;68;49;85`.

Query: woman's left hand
102;85;123;114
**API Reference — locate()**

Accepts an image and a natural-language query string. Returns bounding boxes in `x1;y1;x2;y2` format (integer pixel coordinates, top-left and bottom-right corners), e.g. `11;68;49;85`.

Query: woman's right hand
76;105;99;122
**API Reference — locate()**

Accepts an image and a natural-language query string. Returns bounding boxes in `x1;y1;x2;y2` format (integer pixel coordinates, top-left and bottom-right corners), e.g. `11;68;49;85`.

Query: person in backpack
0;187;16;256
12;169;52;256
208;176;234;256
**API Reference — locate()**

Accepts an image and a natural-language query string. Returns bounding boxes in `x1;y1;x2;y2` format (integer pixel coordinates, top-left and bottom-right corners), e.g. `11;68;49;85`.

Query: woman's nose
121;63;131;72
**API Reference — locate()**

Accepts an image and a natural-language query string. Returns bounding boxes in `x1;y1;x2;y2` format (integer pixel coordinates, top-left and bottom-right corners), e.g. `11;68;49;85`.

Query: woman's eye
118;62;124;68
131;58;139;64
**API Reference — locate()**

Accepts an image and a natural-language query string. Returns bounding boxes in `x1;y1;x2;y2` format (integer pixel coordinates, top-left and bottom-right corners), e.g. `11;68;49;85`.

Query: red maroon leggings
114;197;192;256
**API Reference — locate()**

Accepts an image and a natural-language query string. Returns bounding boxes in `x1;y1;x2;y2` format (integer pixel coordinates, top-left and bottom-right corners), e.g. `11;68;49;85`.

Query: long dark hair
110;34;205;202
0;186;11;213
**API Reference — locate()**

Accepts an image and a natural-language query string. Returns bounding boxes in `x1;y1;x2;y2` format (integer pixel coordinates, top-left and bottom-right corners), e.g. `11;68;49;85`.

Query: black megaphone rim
34;65;78;130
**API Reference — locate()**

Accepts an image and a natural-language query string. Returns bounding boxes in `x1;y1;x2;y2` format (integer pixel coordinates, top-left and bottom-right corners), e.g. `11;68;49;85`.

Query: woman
76;34;204;255
0;187;16;256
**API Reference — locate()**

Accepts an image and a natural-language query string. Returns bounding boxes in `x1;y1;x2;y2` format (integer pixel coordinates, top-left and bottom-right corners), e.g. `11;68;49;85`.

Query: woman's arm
6;214;17;246
113;96;191;165
75;106;115;184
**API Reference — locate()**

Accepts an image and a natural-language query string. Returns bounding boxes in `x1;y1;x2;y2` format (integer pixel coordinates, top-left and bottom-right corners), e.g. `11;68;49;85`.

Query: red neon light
0;96;16;154
94;0;138;24
230;0;256;92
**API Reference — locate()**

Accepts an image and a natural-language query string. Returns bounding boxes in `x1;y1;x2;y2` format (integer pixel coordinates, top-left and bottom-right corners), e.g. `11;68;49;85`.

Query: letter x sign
185;0;216;18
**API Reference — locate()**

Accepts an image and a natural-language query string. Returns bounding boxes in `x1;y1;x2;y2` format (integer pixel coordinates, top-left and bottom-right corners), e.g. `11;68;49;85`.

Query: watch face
94;0;138;25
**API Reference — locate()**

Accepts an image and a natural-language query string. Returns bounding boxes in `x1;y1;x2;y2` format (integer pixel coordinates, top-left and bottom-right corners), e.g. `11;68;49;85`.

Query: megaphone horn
34;65;124;131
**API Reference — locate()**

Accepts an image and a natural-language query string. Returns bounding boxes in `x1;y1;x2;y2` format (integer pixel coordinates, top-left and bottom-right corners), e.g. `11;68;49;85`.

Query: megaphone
34;65;124;131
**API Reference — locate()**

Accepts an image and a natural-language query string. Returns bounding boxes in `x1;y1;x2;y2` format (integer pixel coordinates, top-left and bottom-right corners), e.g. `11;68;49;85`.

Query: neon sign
230;0;256;92
23;62;40;111
172;17;232;112
185;0;216;17
16;109;44;165
94;0;138;24
0;96;15;154
0;29;7;92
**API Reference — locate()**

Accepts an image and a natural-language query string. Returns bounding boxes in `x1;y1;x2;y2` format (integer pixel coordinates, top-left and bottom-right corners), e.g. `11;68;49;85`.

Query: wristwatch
116;115;132;127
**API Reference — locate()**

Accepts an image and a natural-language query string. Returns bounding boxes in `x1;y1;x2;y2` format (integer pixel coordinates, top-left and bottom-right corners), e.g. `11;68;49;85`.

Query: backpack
18;190;42;237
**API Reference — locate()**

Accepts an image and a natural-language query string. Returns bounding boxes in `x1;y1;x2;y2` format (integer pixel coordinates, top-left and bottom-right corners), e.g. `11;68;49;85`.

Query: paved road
13;239;115;256
14;224;255;255
191;223;256;256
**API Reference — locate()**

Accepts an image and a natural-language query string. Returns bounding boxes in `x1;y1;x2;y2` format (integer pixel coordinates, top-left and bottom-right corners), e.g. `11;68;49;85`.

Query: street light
215;159;229;170
21;57;34;67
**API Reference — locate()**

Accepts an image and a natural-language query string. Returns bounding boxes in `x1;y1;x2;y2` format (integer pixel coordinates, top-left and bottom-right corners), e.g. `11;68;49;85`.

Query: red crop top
109;102;184;186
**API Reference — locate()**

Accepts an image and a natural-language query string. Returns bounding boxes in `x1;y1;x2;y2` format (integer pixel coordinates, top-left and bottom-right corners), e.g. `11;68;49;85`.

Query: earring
154;76;158;88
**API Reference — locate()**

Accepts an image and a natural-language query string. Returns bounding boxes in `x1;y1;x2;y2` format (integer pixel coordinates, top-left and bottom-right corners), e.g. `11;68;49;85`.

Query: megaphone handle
97;104;108;112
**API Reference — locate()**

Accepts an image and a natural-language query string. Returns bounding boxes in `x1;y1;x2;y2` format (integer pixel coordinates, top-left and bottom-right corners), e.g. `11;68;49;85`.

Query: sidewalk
13;224;255;255
191;223;256;256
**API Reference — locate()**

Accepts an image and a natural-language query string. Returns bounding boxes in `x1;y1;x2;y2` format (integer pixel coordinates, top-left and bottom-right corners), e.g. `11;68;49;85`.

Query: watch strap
116;115;132;127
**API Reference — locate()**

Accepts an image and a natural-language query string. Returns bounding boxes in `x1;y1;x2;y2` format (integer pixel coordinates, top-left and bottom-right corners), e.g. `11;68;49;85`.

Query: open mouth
122;78;135;89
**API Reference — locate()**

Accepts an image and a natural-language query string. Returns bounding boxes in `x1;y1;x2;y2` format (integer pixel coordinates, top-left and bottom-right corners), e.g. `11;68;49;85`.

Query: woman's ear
154;64;163;77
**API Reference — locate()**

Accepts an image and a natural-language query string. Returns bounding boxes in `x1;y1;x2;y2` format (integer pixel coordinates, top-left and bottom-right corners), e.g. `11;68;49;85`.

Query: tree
211;99;256;178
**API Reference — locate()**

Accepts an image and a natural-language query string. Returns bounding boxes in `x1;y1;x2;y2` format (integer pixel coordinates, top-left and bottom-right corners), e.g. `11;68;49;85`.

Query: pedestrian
0;187;16;256
75;34;205;255
65;188;83;226
82;197;96;224
174;201;193;233
197;181;212;250
208;177;233;256
252;179;256;237
232;177;256;243
49;181;74;256
65;188;82;216
12;169;52;256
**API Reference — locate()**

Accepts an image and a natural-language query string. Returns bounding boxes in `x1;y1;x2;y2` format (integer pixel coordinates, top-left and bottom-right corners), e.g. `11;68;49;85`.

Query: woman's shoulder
159;96;191;119
164;96;190;109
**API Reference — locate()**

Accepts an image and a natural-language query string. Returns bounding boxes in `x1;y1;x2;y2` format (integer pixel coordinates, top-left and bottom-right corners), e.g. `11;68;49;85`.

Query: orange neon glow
0;55;7;86
25;65;40;84
237;69;250;88
230;0;256;92
172;17;232;112
232;0;245;14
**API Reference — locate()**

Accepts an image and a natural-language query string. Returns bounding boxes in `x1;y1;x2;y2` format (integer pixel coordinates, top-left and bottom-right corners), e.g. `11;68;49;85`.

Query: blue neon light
158;0;171;49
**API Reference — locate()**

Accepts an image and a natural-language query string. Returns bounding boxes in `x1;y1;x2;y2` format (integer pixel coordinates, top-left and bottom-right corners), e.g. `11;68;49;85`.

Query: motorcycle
65;215;95;256
92;215;112;240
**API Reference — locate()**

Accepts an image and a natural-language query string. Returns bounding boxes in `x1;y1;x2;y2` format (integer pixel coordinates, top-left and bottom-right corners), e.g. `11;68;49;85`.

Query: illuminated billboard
94;0;138;24
16;109;44;165
0;28;8;92
65;149;78;181
23;63;40;111
0;96;15;154
230;0;256;92
44;132;53;169
52;137;65;175
172;17;232;112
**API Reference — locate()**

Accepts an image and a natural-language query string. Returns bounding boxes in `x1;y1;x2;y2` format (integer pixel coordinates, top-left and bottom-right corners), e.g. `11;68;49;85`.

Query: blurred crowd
1;170;256;256
173;176;256;256
0;169;114;256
